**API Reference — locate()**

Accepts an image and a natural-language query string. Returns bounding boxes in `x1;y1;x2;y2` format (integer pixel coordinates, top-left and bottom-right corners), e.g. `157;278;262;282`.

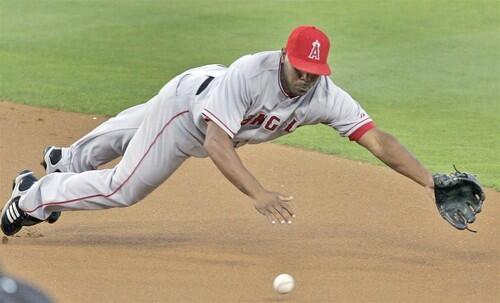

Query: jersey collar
278;51;293;99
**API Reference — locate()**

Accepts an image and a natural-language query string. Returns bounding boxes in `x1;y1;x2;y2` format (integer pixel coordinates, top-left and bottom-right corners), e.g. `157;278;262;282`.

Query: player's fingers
280;202;296;219
273;206;292;224
254;205;266;215
278;195;295;218
264;210;277;224
268;207;285;224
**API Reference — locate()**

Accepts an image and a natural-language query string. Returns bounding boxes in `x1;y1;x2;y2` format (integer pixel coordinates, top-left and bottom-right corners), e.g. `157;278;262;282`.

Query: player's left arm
324;82;433;195
356;127;434;194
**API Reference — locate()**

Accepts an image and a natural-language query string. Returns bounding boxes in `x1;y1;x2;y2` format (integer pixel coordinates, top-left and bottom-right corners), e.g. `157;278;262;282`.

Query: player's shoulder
231;50;281;78
312;76;358;105
313;76;340;99
317;76;337;92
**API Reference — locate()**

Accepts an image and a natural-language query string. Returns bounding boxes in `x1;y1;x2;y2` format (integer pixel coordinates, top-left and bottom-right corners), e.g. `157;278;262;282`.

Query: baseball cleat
1;170;60;236
46;211;61;224
40;146;63;174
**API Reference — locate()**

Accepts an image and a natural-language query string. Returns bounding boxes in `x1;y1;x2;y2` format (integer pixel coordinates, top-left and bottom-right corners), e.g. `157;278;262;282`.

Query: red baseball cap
285;25;331;75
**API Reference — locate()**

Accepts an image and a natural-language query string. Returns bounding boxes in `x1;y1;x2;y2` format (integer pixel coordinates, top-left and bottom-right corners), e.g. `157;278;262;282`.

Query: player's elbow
358;128;398;158
203;134;227;157
203;136;218;153
204;121;232;152
358;128;383;153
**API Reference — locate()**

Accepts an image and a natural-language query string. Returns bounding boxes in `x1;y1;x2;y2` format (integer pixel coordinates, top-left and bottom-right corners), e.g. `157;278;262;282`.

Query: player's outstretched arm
356;127;488;231
356;127;434;195
204;121;295;224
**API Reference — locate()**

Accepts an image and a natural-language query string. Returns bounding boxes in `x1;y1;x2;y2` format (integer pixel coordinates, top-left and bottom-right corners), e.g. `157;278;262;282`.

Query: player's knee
112;190;149;207
114;196;141;207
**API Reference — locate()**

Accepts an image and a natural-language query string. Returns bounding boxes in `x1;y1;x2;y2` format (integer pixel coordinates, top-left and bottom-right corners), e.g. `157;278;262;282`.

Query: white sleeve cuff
202;109;236;139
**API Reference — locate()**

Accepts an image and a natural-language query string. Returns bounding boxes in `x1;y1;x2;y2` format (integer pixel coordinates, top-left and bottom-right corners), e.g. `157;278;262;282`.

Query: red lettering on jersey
284;119;299;132
265;116;281;131
250;113;266;125
241;115;255;125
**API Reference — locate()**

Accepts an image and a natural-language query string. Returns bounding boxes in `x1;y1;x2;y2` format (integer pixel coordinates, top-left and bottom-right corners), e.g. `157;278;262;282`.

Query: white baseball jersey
19;50;375;221
192;51;374;147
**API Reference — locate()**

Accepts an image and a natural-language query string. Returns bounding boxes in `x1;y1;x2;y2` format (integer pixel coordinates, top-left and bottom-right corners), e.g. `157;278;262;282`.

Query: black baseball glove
433;167;486;232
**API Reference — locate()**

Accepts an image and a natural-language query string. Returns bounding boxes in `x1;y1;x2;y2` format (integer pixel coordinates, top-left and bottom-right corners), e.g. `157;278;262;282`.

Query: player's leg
38;97;160;227
42;96;156;174
14;76;198;221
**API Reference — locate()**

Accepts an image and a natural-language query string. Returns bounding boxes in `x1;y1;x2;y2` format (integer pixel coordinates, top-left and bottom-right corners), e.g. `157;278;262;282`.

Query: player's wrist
249;188;268;200
424;173;434;188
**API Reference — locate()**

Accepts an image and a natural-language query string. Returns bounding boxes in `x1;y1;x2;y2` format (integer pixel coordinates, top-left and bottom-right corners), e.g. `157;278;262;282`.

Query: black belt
196;76;215;95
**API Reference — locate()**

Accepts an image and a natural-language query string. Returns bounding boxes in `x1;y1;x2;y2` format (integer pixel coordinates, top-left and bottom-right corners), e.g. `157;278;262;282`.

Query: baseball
273;273;295;294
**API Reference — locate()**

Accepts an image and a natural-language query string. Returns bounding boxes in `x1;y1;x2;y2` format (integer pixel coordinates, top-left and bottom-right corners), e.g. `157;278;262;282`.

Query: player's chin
295;88;309;96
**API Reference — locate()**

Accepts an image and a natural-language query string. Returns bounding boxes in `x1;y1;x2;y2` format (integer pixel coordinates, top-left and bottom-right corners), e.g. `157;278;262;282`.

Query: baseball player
1;25;484;236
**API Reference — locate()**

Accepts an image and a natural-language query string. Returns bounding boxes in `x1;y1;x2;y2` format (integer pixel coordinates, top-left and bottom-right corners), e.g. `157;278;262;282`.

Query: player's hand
253;190;295;224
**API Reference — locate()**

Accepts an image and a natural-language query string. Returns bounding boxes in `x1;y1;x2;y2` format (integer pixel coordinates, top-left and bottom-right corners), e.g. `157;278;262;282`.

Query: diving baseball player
2;25;484;237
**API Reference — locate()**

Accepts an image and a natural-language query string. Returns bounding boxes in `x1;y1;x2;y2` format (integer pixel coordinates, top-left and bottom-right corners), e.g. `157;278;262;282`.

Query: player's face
282;55;320;97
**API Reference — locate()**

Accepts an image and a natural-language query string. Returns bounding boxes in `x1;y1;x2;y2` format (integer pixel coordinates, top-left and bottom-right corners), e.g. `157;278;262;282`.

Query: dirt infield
0;101;498;303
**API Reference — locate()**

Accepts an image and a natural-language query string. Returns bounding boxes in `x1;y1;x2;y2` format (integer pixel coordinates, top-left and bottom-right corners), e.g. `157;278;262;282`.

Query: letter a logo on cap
308;40;321;60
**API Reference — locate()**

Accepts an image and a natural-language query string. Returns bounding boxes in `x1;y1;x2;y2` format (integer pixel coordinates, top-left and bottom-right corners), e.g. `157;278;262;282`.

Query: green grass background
1;0;499;189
